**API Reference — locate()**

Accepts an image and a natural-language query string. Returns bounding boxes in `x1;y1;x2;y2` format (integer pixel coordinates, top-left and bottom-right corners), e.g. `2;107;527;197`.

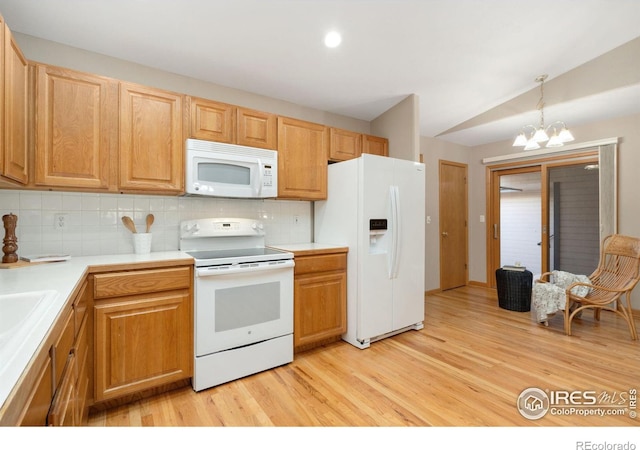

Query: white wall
372;94;420;161
420;136;470;291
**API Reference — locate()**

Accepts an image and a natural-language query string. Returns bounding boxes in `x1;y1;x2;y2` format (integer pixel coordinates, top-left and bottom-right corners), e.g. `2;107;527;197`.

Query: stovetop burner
186;247;292;267
179;218;293;267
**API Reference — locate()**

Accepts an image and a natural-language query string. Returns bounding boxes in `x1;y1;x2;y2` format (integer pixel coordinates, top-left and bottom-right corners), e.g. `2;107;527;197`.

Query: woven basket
495;268;533;312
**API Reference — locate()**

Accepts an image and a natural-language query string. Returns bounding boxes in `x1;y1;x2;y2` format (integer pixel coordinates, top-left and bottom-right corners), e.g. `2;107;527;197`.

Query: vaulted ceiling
1;0;639;146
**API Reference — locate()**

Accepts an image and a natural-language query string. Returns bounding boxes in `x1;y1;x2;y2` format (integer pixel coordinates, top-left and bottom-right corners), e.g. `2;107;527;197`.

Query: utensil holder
132;233;152;254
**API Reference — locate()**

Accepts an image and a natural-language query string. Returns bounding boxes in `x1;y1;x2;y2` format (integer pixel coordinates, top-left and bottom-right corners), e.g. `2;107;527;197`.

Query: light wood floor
88;286;639;426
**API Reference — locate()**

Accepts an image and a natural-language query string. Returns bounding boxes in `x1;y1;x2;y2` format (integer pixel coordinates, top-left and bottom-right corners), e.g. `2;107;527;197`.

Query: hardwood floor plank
88;286;639;427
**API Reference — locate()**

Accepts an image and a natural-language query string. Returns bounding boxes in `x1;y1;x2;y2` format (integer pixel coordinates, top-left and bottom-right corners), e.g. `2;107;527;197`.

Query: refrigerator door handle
389;185;401;279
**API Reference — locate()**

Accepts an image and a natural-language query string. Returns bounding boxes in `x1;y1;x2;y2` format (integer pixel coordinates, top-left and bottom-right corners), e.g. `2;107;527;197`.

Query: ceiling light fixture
324;30;342;48
512;74;574;150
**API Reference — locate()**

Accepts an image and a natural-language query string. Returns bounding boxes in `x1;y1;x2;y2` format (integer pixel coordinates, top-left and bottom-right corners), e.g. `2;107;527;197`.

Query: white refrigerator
314;153;425;349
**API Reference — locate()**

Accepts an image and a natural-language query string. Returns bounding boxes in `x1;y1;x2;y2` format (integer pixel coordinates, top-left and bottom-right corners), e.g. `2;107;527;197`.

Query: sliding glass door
546;162;600;275
486;147;613;287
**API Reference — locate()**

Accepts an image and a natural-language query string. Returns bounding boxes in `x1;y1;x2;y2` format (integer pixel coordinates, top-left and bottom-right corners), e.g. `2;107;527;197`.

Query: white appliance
314;154;425;349
179;218;294;391
185;138;278;198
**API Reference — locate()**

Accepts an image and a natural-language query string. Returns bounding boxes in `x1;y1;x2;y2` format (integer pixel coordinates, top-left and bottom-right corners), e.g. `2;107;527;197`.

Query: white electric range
179;218;294;391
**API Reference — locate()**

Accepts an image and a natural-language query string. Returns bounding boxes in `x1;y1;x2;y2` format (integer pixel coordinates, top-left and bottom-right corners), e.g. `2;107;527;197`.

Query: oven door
194;259;294;356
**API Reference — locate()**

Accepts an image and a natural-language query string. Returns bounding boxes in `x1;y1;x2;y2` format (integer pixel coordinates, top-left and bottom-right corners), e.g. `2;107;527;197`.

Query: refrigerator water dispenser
369;218;388;254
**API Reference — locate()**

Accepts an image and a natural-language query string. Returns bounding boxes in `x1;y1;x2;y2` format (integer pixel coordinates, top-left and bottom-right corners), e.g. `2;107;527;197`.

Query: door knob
442;231;448;237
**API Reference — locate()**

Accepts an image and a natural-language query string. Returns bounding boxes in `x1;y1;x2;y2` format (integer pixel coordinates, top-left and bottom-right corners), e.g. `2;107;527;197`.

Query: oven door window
215;282;280;331
198;162;251;186
195;266;293;356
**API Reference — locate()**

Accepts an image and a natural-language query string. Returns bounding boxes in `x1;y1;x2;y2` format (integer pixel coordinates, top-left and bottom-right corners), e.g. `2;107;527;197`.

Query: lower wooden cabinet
16;279;91;426
5;262;193;426
47;280;92;426
292;248;348;352
48;353;76;426
92;266;192;402
18;354;53;426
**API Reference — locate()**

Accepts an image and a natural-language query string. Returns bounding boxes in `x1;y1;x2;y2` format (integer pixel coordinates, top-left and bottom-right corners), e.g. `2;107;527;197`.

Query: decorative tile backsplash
0;190;312;257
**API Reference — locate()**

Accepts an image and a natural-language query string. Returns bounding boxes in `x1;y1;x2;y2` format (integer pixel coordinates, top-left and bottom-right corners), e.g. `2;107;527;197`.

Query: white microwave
185;139;278;198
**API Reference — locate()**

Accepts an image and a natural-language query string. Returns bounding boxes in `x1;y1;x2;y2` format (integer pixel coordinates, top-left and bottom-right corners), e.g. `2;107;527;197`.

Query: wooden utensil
146;214;154;233
121;216;137;233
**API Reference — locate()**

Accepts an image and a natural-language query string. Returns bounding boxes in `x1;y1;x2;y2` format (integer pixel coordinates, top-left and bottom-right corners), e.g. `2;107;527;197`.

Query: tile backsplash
0;190;312;257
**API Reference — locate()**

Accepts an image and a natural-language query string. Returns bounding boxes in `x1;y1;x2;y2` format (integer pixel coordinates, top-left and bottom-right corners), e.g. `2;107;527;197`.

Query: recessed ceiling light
324;31;342;48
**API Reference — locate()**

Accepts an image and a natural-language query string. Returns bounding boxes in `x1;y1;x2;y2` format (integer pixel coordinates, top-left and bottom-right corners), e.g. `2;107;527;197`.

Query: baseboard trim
468;280;489;288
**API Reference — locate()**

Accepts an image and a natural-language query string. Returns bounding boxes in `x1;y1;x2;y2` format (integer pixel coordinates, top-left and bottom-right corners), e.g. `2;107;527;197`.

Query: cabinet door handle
493;224;498;239
442;231;448;237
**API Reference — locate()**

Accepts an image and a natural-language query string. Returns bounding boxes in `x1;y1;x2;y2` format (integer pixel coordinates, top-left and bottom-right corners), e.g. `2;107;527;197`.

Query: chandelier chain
537;75;546;128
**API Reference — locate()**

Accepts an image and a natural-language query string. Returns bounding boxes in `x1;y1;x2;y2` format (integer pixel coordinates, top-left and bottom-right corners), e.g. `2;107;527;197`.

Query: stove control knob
258;222;264;230
193;183;201;192
251;222;258;230
183;222;199;234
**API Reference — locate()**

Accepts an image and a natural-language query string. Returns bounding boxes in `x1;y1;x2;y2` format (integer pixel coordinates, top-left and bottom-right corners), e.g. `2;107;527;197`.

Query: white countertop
0;251;193;412
269;242;348;252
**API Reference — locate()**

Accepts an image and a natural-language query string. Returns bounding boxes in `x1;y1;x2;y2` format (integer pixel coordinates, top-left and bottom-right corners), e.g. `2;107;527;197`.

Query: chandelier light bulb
546;129;564;147
559;127;575;143
524;139;540;151
513;132;527;147
532;127;549;143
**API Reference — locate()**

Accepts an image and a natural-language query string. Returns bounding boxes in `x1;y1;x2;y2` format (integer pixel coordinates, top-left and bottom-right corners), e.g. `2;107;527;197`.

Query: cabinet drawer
19;355;53;426
73;280;89;338
53;309;74;389
294;253;347;276
94;267;191;299
48;354;76;426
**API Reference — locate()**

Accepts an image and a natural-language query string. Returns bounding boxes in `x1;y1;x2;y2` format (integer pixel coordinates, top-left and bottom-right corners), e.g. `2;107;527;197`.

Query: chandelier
512;74;574;150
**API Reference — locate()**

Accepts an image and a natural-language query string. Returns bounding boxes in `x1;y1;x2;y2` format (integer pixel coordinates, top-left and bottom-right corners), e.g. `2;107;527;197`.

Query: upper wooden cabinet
236;107;277;149
187;96;277;150
329;127;362;162
329;128;389;161
362;134;389;157
277;116;329;200
119;82;184;193
187;96;234;143
34;64;118;190
1;19;29;185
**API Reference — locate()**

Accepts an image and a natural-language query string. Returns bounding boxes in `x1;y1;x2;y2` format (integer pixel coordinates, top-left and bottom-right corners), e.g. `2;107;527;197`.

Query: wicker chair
537;234;640;340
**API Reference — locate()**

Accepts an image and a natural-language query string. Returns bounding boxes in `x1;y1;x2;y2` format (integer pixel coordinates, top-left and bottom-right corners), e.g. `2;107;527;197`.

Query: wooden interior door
439;160;468;290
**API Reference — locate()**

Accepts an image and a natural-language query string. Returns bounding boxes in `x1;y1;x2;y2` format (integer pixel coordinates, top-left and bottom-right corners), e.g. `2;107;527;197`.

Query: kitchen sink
0;290;59;365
